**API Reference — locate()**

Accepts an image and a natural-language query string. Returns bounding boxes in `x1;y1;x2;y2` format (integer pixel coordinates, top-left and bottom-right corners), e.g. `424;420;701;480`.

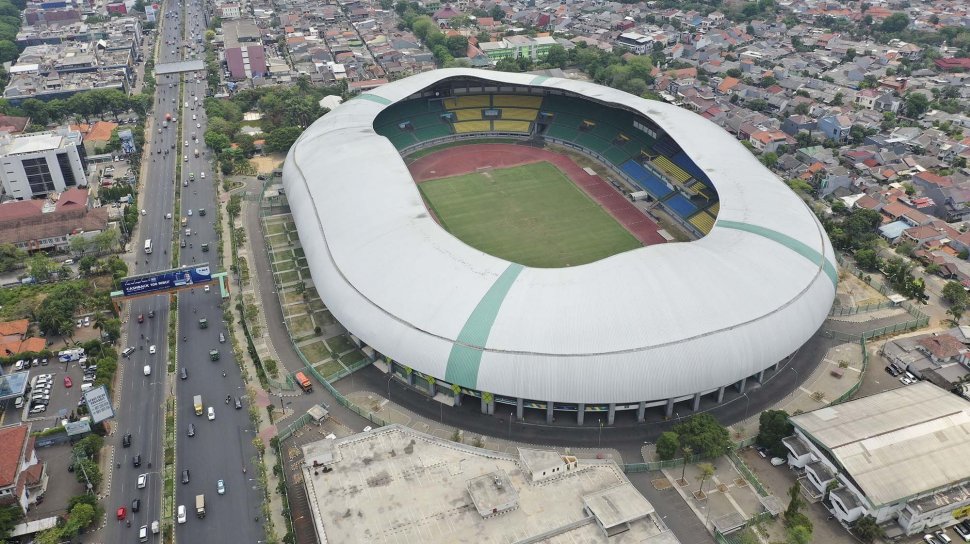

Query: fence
623;452;708;473
727;449;769;497
277;413;313;442
829;300;894;316
831;336;868;406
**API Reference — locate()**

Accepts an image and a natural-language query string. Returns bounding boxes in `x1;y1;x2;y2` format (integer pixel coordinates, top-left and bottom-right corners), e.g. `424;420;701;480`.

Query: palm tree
696;463;715;497
680;446;693;483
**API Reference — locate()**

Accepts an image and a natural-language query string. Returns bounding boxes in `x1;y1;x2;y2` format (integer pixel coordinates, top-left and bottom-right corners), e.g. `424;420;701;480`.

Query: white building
616;32;653;54
783;382;970;537
0;127;87;200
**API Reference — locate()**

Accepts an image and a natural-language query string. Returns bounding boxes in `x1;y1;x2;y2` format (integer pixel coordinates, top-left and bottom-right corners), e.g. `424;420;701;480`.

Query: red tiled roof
915;171;953;187
918;334;965;359
0;337;46;357
0;426;28;488
0;320;28;338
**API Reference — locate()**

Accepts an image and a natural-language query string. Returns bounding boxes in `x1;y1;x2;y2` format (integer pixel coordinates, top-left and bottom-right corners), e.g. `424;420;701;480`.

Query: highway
105;0;261;541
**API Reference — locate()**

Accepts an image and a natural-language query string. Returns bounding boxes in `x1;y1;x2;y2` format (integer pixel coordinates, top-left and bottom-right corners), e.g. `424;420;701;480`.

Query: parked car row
884;362;920;385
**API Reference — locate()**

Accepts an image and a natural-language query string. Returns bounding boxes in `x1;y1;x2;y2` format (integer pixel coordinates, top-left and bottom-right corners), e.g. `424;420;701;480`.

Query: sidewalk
221;180;288;540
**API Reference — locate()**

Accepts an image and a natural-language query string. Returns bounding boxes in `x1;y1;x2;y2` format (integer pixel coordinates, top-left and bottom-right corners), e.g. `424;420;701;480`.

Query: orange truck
295;372;312;393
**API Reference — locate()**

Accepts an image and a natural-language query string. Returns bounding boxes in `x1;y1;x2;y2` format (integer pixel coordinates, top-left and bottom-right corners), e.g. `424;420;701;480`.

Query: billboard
121;265;212;297
83;385;115;423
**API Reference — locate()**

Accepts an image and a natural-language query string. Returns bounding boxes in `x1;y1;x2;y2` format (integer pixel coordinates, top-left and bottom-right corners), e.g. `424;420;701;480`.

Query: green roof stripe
445;263;524;388
531;75;550;85
357;93;392;105
718;220;837;287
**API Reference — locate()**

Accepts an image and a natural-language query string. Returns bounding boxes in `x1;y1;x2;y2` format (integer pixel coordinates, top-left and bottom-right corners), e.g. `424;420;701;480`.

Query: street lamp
598;419;603;447
743;392;751;422
789;365;800;398
508;412;512;440
387;374;393;401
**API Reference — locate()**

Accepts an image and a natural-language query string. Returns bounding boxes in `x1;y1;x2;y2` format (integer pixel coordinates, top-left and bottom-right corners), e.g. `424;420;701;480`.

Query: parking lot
16;356;102;427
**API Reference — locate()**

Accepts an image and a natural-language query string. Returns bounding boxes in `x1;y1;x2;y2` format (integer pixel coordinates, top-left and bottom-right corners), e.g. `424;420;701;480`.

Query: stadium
283;68;837;424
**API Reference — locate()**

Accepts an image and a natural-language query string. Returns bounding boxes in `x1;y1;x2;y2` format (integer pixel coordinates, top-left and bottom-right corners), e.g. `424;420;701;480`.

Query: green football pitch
418;161;641;268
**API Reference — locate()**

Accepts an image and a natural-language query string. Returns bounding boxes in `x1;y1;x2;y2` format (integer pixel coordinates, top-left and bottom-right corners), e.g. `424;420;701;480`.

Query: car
181;470;190;484
63;376;72;388
937;531;953;544
180;367;188;380
143;365;151;376
204;285;210;293
148;310;155;318
13;397;23;409
41;357;48;366
141;209;147;216
166;213;172;219
187;209;192;216
131;498;141;513
138;313;144;323
83;316;89;326
234;397;242;409
181;239;187;248
117;506;127;520
76;319;82;328
123;347;136;358
954;522;970;542
31;394;50;402
184;155;188;161
183;180;189;187
149;344;156;354
137;473;147;489
177;505;186;524
755;446;767;458
133;454;141;467
187;423;195;437
184;140;188;147
192;114;197;120
185;228;191;236
925;535;943;544
884;365;899;376
207;407;215;421
900;375;913;385
197;123;201;128
770;457;786;466
200;172;205;179
123;433;132;448
219;332;225;343
217;479;225;495
29;405;46;414
139;525;148;542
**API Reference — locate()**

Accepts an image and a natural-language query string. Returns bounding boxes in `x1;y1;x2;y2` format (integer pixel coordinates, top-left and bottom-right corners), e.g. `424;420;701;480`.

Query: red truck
165;113;172;122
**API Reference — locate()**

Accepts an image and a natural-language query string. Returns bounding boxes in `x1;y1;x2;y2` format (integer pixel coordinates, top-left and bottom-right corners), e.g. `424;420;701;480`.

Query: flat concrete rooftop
300;424;680;544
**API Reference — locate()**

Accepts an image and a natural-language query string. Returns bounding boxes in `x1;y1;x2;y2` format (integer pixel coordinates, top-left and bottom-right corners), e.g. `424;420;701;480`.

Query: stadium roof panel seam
284;68;837;403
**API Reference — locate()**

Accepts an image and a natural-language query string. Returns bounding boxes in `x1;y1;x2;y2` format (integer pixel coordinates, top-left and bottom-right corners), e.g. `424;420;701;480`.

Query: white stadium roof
284;68;836;404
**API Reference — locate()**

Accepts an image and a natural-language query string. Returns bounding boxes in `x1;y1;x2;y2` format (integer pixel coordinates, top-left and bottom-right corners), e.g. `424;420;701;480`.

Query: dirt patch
249;153;285;174
836;270;886;307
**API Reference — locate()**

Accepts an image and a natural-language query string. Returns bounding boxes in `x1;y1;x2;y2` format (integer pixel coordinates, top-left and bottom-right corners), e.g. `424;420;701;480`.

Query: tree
28;254;56;282
793;102;810;115
905;92;930;118
850;124;866;144
656;431;680;460
445;35;468;58
264;126;303;153
760;152;778;168
204;130;231;153
73;434;104;459
942;281;969;306
544;44;568;69
787;524;813;544
63;502;96;537
74;457;101;489
756;410;793;456
785;481;804;520
832;91;844;106
672;414;731;459
0;504;22;540
489;5;505;20
851;515;884;543
947;304;965;325
0;243;25;272
696;462;715;495
879;13;909;33
855;248;881;271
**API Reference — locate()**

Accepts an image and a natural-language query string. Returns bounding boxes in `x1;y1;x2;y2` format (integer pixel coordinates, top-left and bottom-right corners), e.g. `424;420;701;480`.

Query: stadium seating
621;160;673;200
454;120;492;133
665;193;698;219
689;211;716;235
651;156;692;185
493;95;543;108
455;109;484;121
443;95;491;109
414;124;454;141
500;108;539;121
671;151;710;185
492;120;532;133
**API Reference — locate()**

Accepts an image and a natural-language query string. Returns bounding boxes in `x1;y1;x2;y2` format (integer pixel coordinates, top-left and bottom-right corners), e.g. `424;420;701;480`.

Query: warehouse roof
284;68;836;403
790;382;970;507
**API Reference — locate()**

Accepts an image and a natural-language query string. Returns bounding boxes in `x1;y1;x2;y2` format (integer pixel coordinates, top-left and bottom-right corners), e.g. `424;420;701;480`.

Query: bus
144;239;153;254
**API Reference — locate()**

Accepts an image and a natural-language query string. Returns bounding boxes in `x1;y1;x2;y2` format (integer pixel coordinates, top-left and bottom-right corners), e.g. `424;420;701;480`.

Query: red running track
408;143;666;246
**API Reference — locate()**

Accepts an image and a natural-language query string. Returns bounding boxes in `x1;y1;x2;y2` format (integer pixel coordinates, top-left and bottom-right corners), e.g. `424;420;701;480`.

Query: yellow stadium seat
493;121;531;133
444;95;491;109
455;109;483;121
453;121;491;133
651;156;691;184
689;212;716;235
492;95;543;108
500;108;539;121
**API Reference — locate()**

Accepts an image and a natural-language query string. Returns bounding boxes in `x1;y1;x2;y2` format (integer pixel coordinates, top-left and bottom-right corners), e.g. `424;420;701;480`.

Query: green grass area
326;334;356;354
307;298;326;312
287;314;315;337
266;234;289;250
277;270;300;284
419;162;641;268
338;350;366;366
312;310;335;327
273;259;296;272
315;360;345;379
293;247;305;258
280;290;304;306
265;223;287;236
299;340;331;363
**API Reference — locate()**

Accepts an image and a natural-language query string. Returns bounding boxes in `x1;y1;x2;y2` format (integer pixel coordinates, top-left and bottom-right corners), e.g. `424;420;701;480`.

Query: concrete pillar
387;360;395;375
773;361;781;372
757;369;766;383
607;404;616;425
637;402;646;423
716;386;726;404
427;378;435;396
480;396;494;415
546;402;554;424
406;371;414;386
692;392;702;412
453;392;462;407
577;403;585;425
665;398;675;418
736;377;747;394
516;398;524;420
480;396;488;414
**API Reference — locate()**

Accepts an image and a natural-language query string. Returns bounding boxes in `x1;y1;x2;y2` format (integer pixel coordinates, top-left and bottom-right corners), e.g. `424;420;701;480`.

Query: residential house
818;114;852;144
0;424;46;514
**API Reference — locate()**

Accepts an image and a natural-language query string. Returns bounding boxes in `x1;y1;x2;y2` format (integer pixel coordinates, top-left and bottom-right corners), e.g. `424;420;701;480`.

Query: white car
166;213;172;219
200;172;205;179
217;479;225;494
143;365;151;376
149;345;156;354
196;123;201;128
207;406;215;421
141;209;147;216
770;457;786;466
187;209;192;216
184;140;188;147
137;473;147;489
177;505;186;524
192;114;196;120
204;285;210;293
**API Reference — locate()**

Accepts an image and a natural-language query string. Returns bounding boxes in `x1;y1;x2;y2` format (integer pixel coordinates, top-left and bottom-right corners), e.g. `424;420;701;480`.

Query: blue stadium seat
620;160;673;199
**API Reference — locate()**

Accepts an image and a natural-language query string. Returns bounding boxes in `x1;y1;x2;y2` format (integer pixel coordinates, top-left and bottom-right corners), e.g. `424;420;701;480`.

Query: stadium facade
283;69;837;424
